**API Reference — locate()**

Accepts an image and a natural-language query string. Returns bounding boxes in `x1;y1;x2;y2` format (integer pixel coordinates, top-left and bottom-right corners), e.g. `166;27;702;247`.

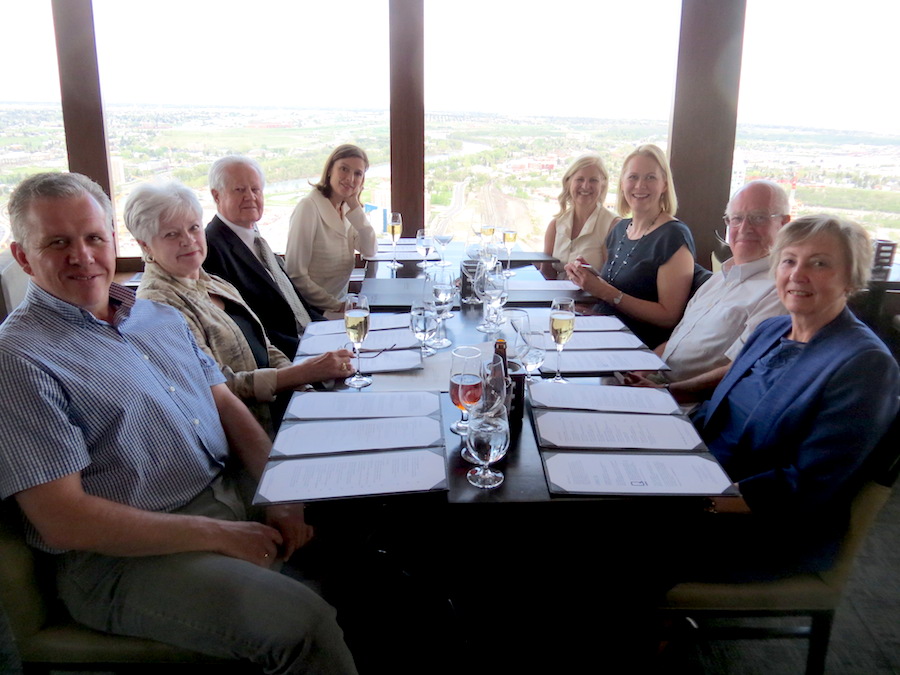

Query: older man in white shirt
626;180;790;400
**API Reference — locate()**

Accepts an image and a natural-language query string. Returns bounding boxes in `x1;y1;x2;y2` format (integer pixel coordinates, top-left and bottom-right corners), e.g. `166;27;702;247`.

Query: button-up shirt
662;256;785;381
0;282;228;552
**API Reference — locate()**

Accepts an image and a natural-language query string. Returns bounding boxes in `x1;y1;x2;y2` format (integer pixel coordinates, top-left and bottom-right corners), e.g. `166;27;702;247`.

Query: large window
423;1;682;252
92;0;390;254
0;2;67;255
735;0;900;243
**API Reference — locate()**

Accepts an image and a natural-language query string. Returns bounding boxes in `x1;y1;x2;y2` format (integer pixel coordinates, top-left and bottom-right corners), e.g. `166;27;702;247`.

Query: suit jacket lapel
215;218;285;297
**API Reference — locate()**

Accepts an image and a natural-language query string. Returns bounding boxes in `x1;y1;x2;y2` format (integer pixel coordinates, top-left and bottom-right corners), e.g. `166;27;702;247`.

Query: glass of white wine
344;293;372;389
387;212;403;270
549;297;575;383
502;227;517;277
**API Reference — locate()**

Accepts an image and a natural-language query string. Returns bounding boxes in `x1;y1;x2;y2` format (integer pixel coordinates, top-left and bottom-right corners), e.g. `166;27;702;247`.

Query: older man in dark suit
204;156;321;359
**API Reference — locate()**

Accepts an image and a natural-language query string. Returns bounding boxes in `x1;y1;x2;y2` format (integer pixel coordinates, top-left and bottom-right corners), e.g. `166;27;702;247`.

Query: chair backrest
818;404;900;588
0;503;50;645
0;251;29;322
689;263;713;300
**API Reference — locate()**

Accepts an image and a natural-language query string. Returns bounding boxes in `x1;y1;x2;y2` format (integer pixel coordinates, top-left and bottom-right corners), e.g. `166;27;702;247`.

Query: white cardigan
284;188;377;311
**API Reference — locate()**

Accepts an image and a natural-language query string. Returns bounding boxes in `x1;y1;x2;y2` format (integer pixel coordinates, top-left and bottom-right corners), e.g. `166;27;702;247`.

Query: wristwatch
612;290;624;305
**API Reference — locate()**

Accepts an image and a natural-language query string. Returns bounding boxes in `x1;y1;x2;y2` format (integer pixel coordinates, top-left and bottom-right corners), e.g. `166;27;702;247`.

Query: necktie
253;235;311;331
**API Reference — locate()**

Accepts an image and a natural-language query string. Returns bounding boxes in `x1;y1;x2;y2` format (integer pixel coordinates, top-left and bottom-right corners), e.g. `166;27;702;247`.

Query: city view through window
1;1;898;264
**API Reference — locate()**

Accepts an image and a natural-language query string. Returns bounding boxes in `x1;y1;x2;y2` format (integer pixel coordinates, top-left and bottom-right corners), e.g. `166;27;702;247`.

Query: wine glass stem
556;345;563;381
355;343;362;376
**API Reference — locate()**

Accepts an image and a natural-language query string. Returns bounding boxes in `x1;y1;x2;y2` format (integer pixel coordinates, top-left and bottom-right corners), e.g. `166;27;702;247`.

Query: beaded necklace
604;210;663;283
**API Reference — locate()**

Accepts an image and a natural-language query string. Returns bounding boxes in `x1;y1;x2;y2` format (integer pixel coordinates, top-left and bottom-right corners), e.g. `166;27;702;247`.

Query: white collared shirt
662;255;786;381
216;212;264;265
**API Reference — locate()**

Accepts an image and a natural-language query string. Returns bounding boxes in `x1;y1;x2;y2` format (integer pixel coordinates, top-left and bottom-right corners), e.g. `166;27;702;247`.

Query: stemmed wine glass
501;227;517;277
549;297;575;383
415;228;433;269
449;346;483;435
343;293;372;389
410;299;438;357
519;330;546;382
425;275;453;350
475;262;507;334
480;223;495;241
433;231;454;266
465;410;510;489
386;212;403;270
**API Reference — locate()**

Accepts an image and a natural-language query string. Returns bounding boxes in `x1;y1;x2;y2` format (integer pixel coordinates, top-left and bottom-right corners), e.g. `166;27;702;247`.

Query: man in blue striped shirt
0;173;357;674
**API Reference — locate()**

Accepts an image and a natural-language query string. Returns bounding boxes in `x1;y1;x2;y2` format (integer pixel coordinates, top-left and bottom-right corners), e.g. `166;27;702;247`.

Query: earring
144;253;154;263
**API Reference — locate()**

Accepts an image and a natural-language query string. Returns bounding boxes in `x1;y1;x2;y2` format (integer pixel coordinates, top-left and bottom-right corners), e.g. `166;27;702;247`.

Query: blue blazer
697;307;899;519
203;216;322;360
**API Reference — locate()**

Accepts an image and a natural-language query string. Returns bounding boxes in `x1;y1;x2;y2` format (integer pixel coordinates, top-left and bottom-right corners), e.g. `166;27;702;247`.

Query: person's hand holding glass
449;345;483;435
387;212;403;270
410;299;438;357
549;297;575;383
343;293;372;388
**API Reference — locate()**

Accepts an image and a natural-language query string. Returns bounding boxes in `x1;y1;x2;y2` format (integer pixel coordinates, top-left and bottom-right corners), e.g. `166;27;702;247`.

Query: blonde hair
313;144;369;199
555;153;610;218
616;144;678;217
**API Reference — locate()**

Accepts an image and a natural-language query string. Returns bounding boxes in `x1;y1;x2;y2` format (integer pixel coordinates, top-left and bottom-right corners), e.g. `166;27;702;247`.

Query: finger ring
343;362;350;371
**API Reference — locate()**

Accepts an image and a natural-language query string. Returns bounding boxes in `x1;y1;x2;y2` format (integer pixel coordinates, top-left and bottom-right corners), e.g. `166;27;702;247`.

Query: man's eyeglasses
723;213;783;228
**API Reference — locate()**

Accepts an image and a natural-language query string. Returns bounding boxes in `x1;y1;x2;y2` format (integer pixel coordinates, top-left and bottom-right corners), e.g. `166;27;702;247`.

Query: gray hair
123;181;203;244
208;155;266;192
728;179;790;216
770;214;873;292
8;172;113;248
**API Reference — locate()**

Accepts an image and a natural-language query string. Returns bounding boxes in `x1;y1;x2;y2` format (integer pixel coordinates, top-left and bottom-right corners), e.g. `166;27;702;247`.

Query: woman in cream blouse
124;181;352;434
285;144;378;313
541;153;619;279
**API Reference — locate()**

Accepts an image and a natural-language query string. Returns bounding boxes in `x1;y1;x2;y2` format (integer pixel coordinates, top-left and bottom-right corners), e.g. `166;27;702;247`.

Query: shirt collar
216;212;259;252
721;254;771;282
26;280;136;326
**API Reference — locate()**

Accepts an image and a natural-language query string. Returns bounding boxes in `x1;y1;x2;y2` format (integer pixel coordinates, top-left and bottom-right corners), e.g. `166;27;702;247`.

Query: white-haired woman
124;181;352;434
541;153;619;280
285;144;378;313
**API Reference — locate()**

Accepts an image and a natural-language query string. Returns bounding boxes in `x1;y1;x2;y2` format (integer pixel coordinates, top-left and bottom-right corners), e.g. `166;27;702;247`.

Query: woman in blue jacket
692;214;899;578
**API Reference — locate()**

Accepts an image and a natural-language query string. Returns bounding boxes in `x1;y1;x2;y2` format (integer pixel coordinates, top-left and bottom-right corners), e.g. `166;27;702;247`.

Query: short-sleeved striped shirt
0;282;229;552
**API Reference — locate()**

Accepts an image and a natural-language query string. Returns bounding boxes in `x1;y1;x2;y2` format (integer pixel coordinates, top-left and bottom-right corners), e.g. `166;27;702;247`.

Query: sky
2;0;898;136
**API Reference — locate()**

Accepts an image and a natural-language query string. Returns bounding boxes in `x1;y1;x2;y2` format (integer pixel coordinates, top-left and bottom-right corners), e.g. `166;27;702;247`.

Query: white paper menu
533;410;703;451
272;416;443;457
255;448;448;503
539;349;668;374
543;452;735;496
285;391;441;420
529;382;680;415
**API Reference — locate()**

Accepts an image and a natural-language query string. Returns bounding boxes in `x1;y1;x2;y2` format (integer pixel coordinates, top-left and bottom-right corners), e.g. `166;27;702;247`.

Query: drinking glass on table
501;227;518;277
415;228;433;268
475;263;507;334
465;232;482;261
343;293;372;389
425;276;452;350
410;299;438;357
480;223;496;241
519;330;546;382
549;297;575;383
433;231;454;267
386;212;403;270
465;409;510;489
449;345;483;435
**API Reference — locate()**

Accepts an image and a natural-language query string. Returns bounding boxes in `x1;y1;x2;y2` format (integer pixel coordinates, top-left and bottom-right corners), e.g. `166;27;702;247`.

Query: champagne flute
502;227;517;277
549;297;575;383
387;212;403;270
465;412;510;489
344;293;372;388
410;299;438;357
480;223;495;241
415;228;433;268
449;346;483;435
434;231;454;267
